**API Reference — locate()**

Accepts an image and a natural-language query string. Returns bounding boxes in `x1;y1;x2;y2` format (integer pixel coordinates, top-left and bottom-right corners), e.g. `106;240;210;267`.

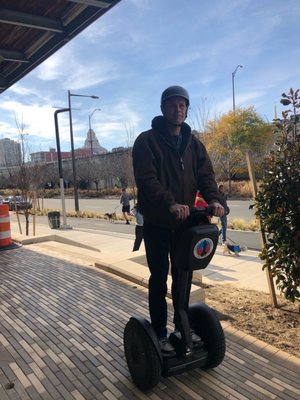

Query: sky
1;0;300;155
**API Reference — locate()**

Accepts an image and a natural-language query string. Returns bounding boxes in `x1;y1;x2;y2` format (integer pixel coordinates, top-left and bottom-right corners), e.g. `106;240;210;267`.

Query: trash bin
48;211;60;229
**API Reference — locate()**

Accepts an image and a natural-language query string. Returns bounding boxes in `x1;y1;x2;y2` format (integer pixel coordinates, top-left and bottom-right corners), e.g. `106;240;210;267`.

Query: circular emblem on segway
193;238;214;259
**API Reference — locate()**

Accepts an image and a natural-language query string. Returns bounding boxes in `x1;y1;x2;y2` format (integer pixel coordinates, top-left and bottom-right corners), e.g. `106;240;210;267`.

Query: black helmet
161;85;190;106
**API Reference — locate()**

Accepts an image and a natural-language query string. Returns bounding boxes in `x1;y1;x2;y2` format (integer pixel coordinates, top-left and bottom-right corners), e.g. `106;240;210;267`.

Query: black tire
124;318;161;391
189;302;226;368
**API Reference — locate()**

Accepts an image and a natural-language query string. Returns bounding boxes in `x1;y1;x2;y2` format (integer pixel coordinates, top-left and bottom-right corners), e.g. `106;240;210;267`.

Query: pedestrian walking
120;188;131;224
218;184;230;243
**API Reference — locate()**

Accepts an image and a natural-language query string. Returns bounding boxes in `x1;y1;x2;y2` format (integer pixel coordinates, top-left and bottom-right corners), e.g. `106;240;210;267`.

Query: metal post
68;90;79;212
232;64;243;112
230;64;243;195
88;115;93;156
54;108;72;229
232;72;236;111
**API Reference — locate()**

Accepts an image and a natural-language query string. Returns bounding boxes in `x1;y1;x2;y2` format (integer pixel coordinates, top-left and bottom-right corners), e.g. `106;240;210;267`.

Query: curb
12;233;101;253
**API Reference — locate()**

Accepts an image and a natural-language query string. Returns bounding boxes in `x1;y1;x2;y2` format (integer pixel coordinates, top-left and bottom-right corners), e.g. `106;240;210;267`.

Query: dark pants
219;215;227;242
143;221;193;338
133;225;143;251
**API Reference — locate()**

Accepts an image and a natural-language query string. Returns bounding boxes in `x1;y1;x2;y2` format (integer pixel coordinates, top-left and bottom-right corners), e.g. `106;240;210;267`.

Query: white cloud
80;21;117;43
88;99;141;149
110;100;140;123
34;45;122;91
0;100;64;142
35;52;66;81
7;83;38;97
215;89;267;116
158;51;203;70
127;0;151;10
66;61;120;90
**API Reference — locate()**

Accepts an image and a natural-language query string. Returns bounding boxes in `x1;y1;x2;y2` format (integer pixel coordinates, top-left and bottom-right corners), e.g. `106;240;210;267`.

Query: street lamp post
229;64;243;197
68;90;99;212
88;108;101;156
232;64;243;111
54;108;71;229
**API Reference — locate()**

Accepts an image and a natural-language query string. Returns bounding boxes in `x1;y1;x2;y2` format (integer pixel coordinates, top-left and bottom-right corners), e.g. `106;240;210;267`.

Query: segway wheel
124;318;161;391
189;303;226;368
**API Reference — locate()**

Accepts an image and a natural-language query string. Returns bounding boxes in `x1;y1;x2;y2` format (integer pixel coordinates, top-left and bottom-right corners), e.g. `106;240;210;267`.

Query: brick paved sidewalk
1;246;299;400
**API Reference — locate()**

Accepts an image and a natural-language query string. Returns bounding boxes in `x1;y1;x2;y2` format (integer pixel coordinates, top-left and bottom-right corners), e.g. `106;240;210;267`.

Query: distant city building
0;138;21;166
30;148;71;163
84;129;107;155
30;129;107;163
30;147;104;163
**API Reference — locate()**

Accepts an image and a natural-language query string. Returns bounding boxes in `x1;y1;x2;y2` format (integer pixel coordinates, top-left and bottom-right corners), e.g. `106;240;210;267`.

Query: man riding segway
132;85;224;351
124;86;225;390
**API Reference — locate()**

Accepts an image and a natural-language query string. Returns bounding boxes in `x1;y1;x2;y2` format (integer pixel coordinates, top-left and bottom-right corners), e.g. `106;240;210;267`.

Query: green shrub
255;89;300;302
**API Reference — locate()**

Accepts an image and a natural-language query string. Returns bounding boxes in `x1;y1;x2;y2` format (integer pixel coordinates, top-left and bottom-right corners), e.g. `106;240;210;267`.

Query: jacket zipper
180;157;184;170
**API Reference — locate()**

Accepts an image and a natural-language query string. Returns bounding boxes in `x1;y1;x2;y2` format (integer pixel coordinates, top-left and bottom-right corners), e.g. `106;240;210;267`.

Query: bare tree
124;121;136;148
189;97;215;135
189;98;222;179
11;115;32;235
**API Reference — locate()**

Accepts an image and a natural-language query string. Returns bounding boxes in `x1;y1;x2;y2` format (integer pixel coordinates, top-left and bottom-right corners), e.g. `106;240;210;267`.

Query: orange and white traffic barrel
0;204;12;247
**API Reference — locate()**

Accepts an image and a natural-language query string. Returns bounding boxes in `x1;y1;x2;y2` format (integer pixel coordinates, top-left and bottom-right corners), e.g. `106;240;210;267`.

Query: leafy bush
255;89;300;302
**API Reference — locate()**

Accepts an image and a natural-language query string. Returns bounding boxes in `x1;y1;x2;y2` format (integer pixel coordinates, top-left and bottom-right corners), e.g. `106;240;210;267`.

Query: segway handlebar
175;206;213;230
190;205;214;217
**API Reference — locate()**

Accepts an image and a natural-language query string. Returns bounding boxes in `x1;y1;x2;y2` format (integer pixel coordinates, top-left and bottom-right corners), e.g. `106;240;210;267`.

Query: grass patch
35;208;134;223
33;208;258;231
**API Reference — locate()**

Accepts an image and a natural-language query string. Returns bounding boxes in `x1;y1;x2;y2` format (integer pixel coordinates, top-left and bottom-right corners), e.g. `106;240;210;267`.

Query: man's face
161;96;187;126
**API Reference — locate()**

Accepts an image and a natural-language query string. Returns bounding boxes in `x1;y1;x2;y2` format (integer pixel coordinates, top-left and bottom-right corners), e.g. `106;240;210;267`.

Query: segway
123;207;226;391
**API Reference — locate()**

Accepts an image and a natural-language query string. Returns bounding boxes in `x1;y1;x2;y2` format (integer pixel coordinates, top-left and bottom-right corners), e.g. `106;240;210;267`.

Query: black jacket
132;116;221;228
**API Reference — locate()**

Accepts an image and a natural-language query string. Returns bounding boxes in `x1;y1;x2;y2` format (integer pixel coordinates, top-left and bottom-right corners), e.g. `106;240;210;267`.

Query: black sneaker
190;329;202;344
126;221;130;225
158;337;175;353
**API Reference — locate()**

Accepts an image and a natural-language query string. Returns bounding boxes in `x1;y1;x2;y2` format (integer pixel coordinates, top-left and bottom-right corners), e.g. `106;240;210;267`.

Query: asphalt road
40;198;257;222
37;197;261;250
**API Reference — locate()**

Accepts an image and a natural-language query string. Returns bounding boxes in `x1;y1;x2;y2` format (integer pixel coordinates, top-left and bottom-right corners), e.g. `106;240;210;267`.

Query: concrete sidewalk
2;213;300;400
1;239;299;400
8;213;273;295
